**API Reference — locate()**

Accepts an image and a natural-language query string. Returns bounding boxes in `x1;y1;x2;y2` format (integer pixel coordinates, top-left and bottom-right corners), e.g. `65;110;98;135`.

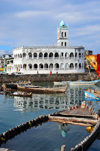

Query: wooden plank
49;116;98;125
18;86;66;94
49;119;92;127
54;113;97;119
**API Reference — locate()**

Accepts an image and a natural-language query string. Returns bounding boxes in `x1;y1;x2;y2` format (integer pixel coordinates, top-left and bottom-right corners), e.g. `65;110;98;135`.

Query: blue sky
0;0;100;54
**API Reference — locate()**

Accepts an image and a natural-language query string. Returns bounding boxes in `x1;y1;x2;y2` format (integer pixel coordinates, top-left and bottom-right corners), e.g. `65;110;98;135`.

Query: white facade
7;21;85;74
57;20;68;47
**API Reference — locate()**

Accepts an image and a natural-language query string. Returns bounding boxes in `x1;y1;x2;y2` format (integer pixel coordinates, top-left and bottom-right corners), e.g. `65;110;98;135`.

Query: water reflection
58;123;70;138
1;84;100;151
13;86;87;112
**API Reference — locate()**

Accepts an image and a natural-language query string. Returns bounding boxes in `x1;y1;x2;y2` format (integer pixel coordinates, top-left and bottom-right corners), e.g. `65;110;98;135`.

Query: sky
0;0;100;55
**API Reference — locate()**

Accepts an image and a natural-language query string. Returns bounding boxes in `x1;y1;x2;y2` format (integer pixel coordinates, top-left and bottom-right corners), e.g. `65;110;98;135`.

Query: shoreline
0;72;98;84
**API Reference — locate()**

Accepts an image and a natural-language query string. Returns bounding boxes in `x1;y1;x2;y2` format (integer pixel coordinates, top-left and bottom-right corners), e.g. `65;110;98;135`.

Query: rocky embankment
0;72;98;84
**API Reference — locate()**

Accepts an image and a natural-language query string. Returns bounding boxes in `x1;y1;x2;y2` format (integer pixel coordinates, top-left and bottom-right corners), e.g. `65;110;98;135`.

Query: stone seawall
0;72;98;84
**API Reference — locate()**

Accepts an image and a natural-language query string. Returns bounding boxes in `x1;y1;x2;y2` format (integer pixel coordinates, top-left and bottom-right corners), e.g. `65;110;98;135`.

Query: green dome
59;20;66;27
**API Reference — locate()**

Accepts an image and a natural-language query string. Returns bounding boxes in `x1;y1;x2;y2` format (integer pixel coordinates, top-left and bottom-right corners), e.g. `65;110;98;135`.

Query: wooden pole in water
49;116;98;126
61;145;66;151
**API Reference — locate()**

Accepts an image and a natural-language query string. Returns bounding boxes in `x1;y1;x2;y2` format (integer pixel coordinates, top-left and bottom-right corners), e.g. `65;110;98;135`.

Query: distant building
0;54;13;73
85;50;93;56
7;20;85;74
85;50;94;72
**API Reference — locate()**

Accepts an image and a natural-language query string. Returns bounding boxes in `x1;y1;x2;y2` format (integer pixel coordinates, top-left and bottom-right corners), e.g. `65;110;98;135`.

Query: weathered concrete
0;72;98;84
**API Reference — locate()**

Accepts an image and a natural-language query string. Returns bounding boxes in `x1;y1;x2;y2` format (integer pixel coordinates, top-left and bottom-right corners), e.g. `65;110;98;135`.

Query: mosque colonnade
10;49;84;74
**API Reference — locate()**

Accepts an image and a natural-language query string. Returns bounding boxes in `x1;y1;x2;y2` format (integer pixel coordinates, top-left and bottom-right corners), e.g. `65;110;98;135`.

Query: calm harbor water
0;84;100;151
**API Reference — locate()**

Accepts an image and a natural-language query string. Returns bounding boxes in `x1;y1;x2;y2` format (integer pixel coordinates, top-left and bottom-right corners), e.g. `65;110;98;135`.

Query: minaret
57;20;68;47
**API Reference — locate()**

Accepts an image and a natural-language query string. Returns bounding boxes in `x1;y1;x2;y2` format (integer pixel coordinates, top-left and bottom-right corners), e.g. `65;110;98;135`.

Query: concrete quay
0;72;98;84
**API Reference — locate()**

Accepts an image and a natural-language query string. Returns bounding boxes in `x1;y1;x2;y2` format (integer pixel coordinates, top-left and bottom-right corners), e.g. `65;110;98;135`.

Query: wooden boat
9;92;32;97
54;81;68;86
17;85;66;94
49;102;98;126
68;80;100;86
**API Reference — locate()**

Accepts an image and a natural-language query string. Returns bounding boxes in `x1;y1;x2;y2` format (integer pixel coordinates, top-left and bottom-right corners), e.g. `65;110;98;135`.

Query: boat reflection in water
13;86;85;112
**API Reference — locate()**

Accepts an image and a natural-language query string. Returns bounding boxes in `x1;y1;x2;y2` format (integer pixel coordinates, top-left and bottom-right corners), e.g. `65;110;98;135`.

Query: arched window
55;52;59;58
79;53;81;58
44;53;48;58
49;52;53;58
65;42;66;47
65;63;69;69
28;53;32;58
20;54;22;58
60;63;64;69
44;63;48;69
60;52;63;58
39;53;43;58
65;32;66;37
70;63;74;69
49;63;53;69
79;63;81;69
75;63;77;68
61;32;63;37
55;63;59;69
23;64;27;70
28;64;32;70
70;53;74;59
61;42;63;46
39;64;43;69
33;53;37;58
23;53;26;58
34;64;38;69
65;53;69;58
75;53;77;58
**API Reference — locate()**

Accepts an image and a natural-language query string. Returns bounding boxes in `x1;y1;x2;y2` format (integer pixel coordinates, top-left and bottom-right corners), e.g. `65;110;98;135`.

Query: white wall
8;46;85;74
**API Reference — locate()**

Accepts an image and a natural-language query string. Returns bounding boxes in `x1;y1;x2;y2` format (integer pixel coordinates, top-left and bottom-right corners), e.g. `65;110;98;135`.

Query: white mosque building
7;20;85;74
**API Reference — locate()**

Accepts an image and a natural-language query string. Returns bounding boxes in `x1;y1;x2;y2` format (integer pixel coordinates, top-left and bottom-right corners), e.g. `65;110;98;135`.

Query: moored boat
54;81;68;86
68;79;100;86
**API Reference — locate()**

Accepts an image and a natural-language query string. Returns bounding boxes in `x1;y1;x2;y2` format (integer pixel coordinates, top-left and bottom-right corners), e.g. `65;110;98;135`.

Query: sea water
0;84;100;151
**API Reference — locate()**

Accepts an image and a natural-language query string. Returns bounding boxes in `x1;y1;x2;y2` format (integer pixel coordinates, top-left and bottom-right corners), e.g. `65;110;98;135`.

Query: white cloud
71;25;100;37
0;0;100;54
15;10;49;18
